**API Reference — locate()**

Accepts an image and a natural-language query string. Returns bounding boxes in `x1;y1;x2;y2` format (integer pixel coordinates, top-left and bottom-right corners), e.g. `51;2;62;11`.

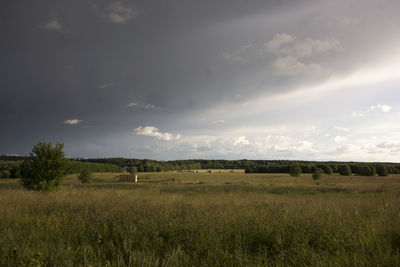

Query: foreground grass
1;173;400;266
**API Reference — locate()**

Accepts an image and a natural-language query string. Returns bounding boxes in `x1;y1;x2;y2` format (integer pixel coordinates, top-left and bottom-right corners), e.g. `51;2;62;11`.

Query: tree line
2;155;397;178
74;158;398;176
3;142;395;192
246;162;391;176
0;159;122;179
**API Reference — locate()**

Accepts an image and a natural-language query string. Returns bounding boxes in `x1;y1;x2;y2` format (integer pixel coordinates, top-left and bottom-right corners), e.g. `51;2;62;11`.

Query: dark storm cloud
1;0;400;158
0;0;312;153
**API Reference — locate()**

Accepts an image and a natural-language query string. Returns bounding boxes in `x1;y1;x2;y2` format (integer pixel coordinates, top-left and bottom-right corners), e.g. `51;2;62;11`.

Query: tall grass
1;173;400;266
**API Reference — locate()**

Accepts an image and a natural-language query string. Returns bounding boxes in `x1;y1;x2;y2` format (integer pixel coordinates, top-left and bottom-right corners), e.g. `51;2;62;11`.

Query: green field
1;172;400;266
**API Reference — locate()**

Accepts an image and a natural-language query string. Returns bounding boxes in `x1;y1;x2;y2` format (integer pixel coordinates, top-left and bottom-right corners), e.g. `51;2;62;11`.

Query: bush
289;163;302;177
322;165;333;175
0;170;10;178
312;168;323;180
339;164;352;176
245;168;254;173
129;166;137;175
77;168;91;183
20;142;67;191
377;165;389;176
356;165;376;176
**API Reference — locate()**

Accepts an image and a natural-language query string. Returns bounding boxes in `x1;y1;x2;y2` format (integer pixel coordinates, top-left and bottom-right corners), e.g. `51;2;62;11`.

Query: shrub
339;164;351;176
289;163;302;177
129;166;137;175
312;168;323;180
0;170;10;178
356;165;376;176
323;166;333;175
377;165;389;176
77;168;91;183
245;168;254;173
20;142;67;191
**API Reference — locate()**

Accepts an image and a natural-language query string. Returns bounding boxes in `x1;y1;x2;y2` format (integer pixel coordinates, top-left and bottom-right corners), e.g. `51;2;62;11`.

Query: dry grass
1;172;400;266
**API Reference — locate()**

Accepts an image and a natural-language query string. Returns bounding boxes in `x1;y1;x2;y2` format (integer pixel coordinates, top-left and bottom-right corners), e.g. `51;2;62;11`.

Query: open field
1;172;400;266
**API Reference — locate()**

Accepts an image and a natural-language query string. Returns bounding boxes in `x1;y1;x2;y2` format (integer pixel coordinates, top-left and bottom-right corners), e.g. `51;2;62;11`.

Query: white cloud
293;140;314;152
43;19;62;31
334;126;349;132
352;111;364;117
265;33;340;76
64;119;83;125
99;83;115;89
234;94;244;100
264;33;295;53
265;34;341;59
376;141;400;152
134;126;181;141
212;120;225;124
223;44;254;63
310;125;318;133
271;56;322;76
328;140;400;161
352;104;392;118
334;136;347;143
127;102;159;110
370;104;392;112
334;16;360;27
94;1;137;24
283;38;341;59
334;144;354;153
233;136;250;145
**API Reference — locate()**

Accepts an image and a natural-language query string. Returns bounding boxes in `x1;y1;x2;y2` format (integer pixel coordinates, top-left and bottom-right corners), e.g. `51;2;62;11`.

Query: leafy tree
312;168;323;180
77;168;91;183
129;166;137;175
245;168;254;173
323;166;333;175
356;165;376;176
20;142;67;191
144;165;152;172
289;163;302;177
330;164;339;173
10;164;21;178
0;170;10;178
339;164;351;176
317;164;333;175
377;165;389;176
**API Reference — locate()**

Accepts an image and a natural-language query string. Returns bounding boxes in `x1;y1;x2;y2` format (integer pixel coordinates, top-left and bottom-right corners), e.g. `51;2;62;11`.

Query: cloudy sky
1;0;400;161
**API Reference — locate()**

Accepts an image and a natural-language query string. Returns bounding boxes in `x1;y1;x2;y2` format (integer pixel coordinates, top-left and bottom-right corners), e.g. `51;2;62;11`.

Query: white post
134;175;138;183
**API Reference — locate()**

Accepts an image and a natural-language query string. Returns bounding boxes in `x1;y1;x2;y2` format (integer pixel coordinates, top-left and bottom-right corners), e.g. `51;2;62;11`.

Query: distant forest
1;155;398;178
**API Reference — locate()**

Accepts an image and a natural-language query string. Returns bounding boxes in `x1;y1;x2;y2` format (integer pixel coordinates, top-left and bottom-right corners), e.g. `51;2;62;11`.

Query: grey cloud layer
1;0;399;159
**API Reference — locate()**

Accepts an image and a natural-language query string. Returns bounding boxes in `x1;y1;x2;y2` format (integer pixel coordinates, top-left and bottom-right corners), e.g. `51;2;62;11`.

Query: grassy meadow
1;171;400;266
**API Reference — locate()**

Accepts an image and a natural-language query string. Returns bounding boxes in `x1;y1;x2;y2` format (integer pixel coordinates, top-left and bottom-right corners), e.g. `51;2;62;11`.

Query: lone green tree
322;165;333;175
377;165;389;176
129;166;137;175
77;168;91;183
289;163;302;177
339;164;352;176
356;165;376;176
20;142;67;191
312;168;323;180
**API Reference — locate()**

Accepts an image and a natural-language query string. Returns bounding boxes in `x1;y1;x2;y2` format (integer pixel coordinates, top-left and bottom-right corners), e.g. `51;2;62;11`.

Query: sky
1;0;400;161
